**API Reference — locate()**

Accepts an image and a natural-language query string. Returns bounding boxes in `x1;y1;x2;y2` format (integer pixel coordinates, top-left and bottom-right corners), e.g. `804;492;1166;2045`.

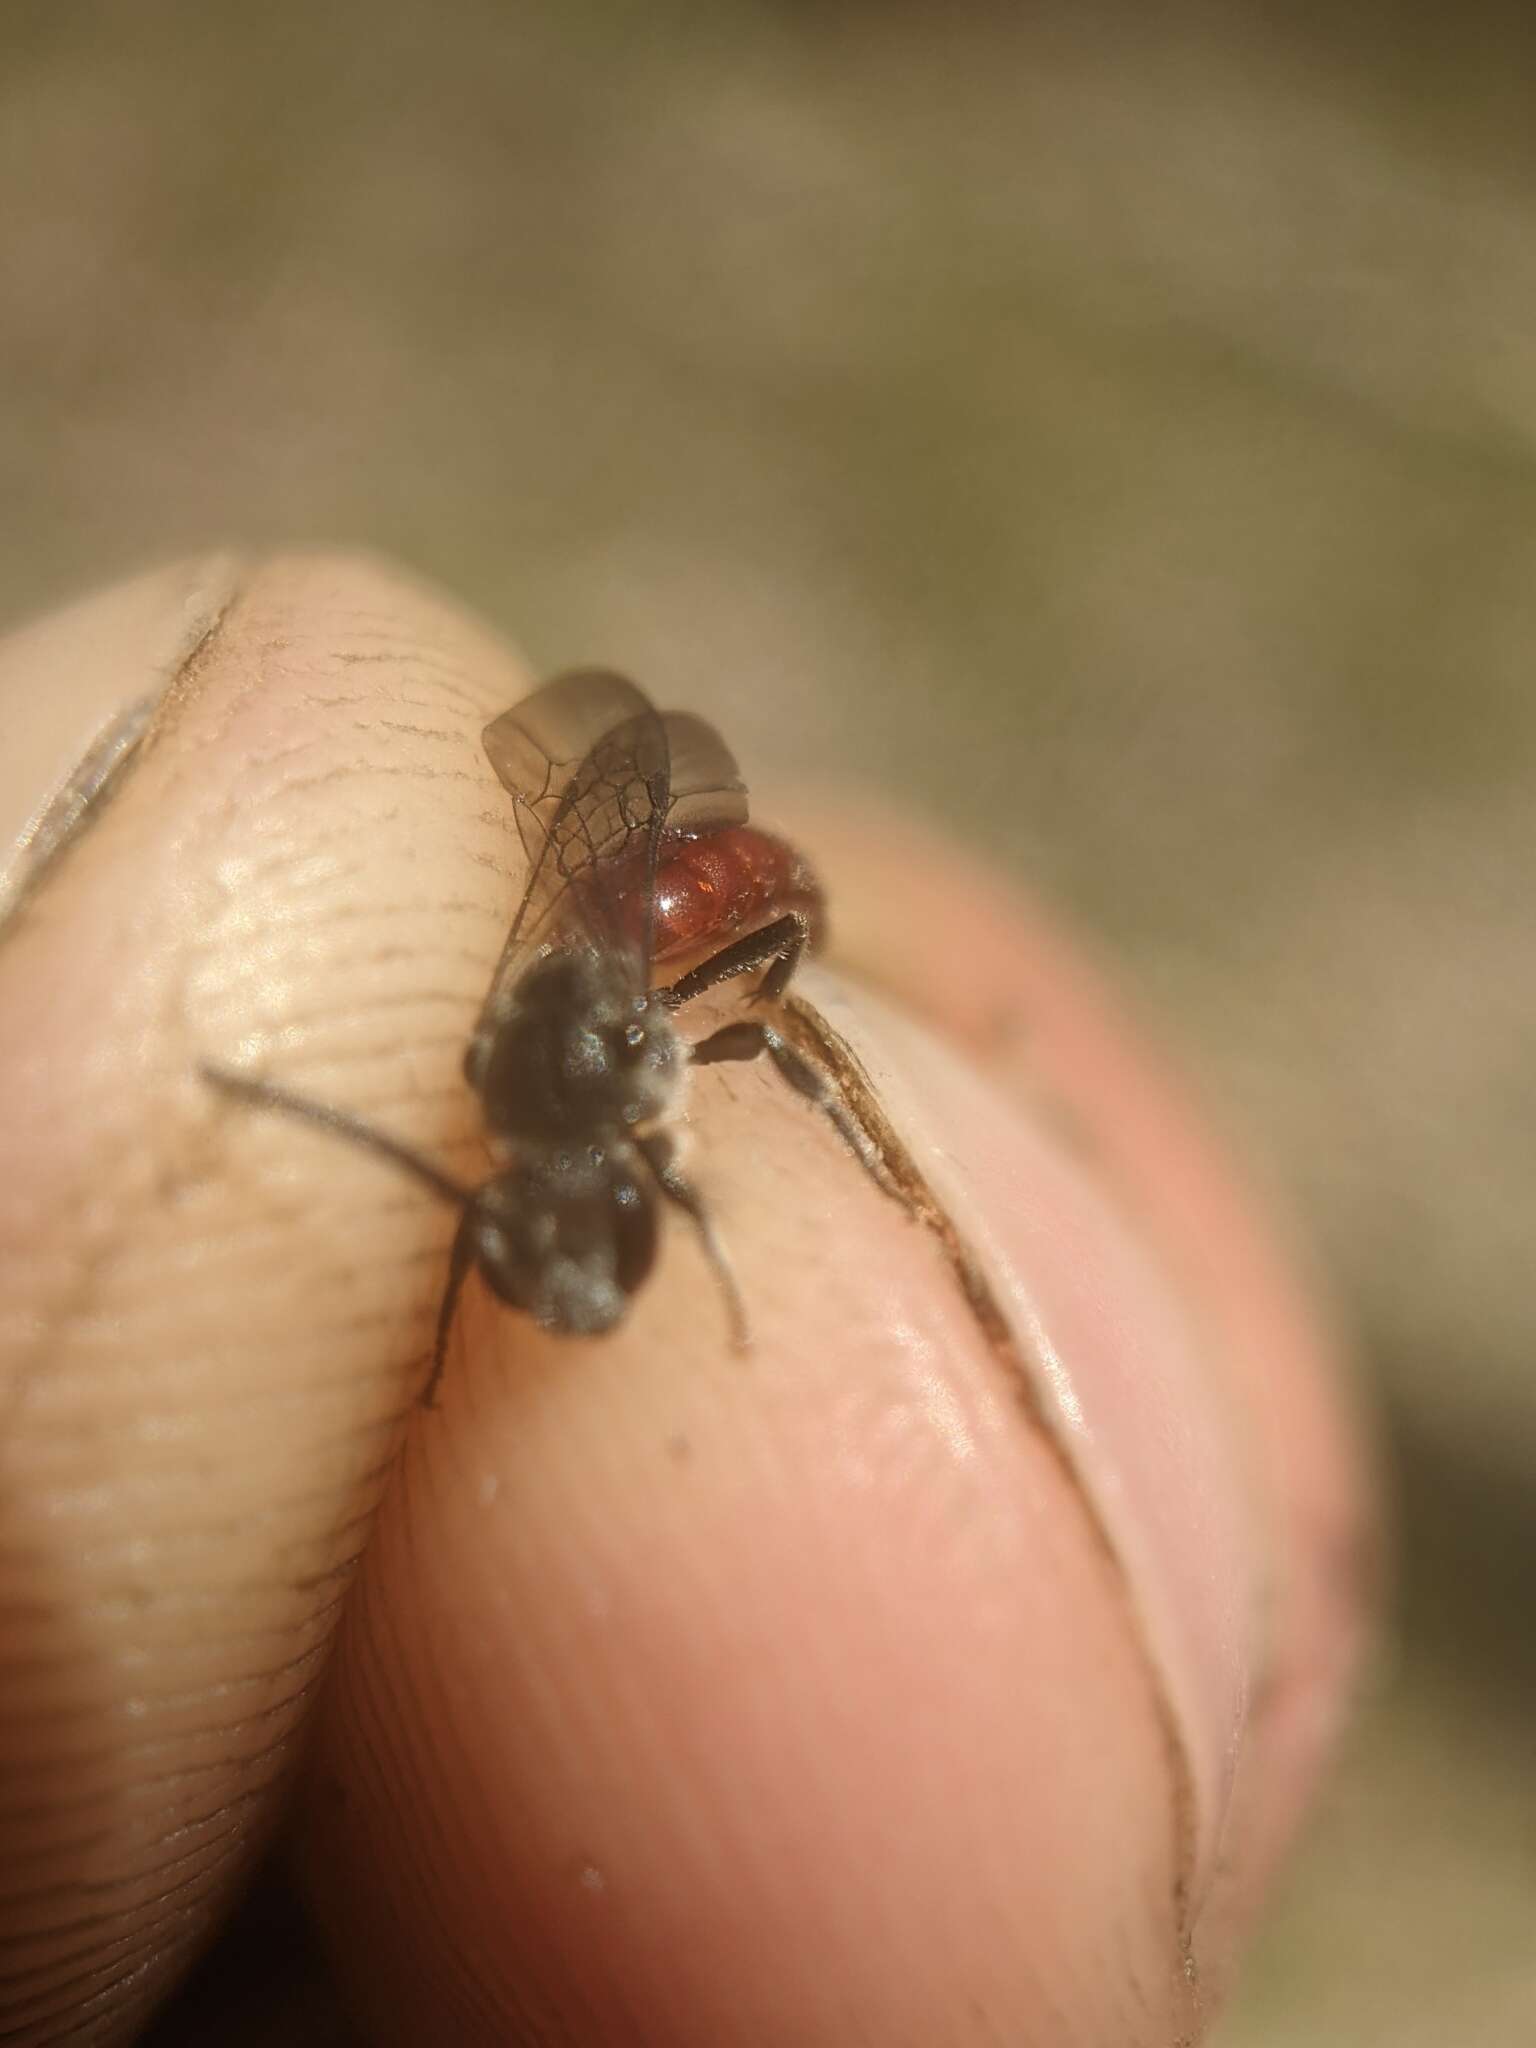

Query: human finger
0;554;533;2042
298;812;1375;2039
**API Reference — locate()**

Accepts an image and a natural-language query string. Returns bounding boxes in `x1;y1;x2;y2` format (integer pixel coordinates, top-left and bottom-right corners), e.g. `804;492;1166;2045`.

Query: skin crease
0;556;1375;2046
784;811;1380;1973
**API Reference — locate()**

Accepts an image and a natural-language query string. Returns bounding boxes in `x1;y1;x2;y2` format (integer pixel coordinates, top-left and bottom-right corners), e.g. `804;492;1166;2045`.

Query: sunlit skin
0;557;1376;2047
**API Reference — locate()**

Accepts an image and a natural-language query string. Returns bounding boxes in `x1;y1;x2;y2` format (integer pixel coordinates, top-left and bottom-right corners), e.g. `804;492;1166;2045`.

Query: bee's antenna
198;1064;476;1209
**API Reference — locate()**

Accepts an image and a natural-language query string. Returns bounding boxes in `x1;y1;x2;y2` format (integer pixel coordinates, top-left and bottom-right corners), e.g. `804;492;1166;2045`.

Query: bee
203;670;879;1400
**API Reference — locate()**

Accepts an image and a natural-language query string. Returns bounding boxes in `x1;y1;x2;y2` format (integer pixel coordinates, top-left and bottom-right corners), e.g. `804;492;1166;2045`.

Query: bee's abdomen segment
639;826;824;963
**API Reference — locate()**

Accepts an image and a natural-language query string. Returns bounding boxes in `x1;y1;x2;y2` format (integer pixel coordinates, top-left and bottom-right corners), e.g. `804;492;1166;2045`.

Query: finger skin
0;558;1373;2046
0;557;532;2043
294;678;1369;2027
303;1076;1200;2045
794;807;1379;1967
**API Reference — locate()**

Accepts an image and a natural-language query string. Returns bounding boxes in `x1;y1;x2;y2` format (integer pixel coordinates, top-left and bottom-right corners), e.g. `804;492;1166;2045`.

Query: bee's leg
634;1130;748;1350
422;1205;479;1408
657;912;809;1012
687;1021;886;1184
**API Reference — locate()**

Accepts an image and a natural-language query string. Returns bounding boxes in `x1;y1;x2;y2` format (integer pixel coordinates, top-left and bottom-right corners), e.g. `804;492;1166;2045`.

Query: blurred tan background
3;2;1532;2040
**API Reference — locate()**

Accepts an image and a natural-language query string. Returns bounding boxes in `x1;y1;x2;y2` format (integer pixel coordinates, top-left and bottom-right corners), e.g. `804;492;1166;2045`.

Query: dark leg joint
688;1021;886;1182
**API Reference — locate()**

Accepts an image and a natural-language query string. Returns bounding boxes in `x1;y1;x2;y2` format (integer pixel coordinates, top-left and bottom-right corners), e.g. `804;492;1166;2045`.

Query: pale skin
0;556;1376;2046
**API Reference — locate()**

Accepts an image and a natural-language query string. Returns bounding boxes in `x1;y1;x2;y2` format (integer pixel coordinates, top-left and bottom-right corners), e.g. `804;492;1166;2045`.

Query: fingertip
301;984;1216;2044
0;553;244;915
0;547;1368;2048
298;813;1374;2046
0;554;535;2040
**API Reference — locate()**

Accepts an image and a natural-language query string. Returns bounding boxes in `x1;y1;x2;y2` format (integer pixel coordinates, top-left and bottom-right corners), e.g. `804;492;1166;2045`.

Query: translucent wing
471;670;748;1064
486;672;667;959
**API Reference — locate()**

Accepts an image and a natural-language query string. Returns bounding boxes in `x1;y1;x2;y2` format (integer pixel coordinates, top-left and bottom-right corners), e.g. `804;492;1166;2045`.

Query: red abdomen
599;825;824;968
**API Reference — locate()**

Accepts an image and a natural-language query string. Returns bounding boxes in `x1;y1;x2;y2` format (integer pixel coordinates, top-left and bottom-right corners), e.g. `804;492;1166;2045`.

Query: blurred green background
3;2;1532;2040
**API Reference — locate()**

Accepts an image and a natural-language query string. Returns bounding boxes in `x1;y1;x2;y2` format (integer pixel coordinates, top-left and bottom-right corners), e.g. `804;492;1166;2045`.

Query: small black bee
203;670;879;1401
